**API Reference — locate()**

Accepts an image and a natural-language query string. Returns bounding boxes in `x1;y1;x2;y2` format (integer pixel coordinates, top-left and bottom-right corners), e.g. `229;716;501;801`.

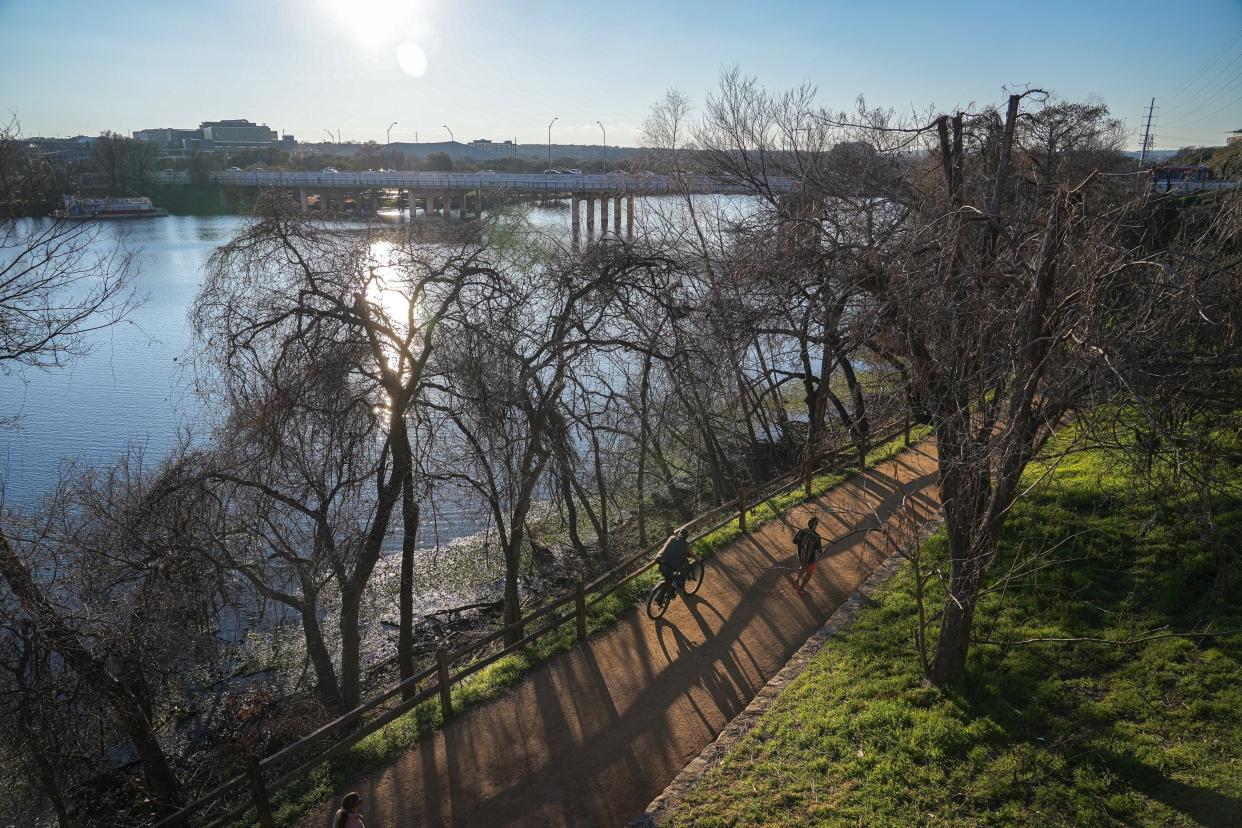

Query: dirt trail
306;442;940;827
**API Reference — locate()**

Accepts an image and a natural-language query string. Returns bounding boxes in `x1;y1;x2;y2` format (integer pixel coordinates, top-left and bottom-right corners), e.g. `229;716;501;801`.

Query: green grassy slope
669;445;1242;827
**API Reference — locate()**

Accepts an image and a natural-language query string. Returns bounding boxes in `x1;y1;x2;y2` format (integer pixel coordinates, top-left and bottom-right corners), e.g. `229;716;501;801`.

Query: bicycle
645;554;705;619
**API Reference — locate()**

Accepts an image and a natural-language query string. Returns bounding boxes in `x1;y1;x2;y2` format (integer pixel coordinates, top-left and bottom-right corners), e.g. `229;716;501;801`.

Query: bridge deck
155;170;800;194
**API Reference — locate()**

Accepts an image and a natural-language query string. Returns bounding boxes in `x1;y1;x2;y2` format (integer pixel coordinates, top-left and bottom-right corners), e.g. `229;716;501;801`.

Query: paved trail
307;443;940;827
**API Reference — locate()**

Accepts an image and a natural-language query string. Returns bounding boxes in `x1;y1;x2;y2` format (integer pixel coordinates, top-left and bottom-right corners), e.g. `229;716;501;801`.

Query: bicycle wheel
646;581;673;619
683;559;705;595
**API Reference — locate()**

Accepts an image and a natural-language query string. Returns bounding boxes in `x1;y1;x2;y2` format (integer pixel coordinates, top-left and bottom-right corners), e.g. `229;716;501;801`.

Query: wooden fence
155;425;908;827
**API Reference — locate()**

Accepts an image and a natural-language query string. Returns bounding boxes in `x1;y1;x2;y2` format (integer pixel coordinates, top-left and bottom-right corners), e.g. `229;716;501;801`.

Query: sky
1;0;1241;150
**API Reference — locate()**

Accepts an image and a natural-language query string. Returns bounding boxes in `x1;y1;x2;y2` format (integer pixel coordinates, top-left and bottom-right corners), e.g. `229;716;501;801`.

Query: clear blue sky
2;0;1240;149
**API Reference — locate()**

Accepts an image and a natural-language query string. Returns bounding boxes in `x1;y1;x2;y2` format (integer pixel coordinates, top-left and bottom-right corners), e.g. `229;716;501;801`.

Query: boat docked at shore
55;195;168;218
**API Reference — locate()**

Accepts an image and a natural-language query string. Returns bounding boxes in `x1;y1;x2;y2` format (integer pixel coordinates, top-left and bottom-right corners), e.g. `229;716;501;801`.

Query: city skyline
2;0;1241;150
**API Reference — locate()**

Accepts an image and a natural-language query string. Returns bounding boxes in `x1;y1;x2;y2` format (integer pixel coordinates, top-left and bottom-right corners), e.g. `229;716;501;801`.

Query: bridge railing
1154;178;1240;193
152;170;800;194
153;424;908;827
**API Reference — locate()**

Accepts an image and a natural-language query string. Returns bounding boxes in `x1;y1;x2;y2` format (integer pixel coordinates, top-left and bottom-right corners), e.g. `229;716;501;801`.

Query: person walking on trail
335;792;365;828
792;515;824;593
658;526;691;590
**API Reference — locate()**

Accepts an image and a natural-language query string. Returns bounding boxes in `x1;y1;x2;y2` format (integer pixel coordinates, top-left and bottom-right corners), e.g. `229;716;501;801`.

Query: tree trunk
559;467;588;559
0;529;182;811
31;747;70;827
399;471;419;700
928;581;975;685
502;542;523;646
298;590;344;713
836;352;870;466
587;417;610;556
338;584;363;711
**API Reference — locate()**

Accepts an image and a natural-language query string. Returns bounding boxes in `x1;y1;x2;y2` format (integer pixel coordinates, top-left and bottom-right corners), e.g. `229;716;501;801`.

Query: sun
323;0;418;49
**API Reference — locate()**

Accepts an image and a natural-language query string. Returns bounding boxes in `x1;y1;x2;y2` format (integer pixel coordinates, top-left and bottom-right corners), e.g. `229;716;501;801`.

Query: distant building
1228;129;1242;145
199;119;278;150
132;119;280;155
468;138;519;157
30;135;97;164
133;127;201;153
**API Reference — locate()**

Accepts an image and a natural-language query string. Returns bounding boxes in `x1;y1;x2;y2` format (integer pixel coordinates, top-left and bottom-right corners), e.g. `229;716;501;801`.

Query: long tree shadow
1095;748;1242;828
330;455;941;827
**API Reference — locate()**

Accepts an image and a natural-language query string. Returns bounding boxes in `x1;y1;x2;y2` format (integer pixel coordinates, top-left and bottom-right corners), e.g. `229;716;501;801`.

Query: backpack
794;528;820;565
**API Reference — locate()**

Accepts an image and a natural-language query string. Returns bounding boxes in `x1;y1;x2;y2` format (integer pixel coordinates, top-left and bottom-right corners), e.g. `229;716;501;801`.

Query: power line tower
1138;97;1157;167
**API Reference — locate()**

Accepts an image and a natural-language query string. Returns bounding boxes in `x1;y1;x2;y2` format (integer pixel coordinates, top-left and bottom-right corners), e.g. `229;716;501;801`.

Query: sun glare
397;40;429;77
323;0;417;49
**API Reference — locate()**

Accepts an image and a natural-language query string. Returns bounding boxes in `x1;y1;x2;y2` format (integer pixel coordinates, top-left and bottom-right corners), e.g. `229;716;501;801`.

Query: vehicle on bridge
1153;164;1214;184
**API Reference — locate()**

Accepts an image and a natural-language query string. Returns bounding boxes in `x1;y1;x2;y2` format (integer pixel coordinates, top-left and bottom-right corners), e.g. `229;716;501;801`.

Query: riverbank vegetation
1;76;1239;826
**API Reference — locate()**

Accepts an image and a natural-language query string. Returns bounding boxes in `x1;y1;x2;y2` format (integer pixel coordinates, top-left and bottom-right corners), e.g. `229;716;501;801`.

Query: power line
1166;28;1242;100
1180;89;1242;128
1164;52;1242;118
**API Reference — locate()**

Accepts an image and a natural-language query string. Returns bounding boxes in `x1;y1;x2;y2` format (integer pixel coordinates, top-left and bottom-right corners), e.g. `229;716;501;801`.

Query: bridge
1154;178;1240;193
153;170;801;237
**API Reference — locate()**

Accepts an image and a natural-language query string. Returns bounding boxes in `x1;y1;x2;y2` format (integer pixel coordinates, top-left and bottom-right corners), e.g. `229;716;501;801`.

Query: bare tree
192;204;500;709
678;76;1240;685
0;122;136;375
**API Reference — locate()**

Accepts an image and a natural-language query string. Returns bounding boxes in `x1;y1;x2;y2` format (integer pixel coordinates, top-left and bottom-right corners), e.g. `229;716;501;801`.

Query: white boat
55;196;168;219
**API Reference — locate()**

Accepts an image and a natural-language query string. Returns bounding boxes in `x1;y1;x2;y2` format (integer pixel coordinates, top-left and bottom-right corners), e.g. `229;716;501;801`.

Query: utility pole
1138;97;1157;168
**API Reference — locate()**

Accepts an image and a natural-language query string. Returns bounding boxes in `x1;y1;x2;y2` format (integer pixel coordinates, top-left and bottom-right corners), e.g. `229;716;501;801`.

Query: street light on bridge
443;125;454;143
387;122;398;145
597;121;606;172
547;116;558;168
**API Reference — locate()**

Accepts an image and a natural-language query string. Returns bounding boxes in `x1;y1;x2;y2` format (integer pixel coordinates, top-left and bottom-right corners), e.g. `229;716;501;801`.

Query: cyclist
657;526;692;590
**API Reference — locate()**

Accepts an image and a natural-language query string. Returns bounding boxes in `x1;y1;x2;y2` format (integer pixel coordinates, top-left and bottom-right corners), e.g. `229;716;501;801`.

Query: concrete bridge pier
571;194;581;246
613;195;622;236
626;194;634;237
585;196;595;235
441;192;451;220
476;188;484;218
458;192;466;221
298;188;309;213
599;196;609;235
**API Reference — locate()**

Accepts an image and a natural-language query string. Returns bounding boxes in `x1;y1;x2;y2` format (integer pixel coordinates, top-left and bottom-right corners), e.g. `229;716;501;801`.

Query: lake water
1;215;241;504
0;195;742;519
0;204;604;512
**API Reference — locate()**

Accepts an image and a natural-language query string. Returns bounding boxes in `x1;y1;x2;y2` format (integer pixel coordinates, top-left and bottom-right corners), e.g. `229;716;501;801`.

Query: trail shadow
1095;748;1242;828
311;447;942;828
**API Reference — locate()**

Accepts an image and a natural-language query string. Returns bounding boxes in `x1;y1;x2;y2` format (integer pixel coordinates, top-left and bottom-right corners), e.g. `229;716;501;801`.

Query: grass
255;427;931;826
667;442;1242;827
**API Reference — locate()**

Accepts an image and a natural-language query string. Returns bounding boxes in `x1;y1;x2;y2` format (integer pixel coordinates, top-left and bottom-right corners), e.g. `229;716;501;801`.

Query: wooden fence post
575;580;587;642
245;755;275;828
737;484;748;532
436;647;453;720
